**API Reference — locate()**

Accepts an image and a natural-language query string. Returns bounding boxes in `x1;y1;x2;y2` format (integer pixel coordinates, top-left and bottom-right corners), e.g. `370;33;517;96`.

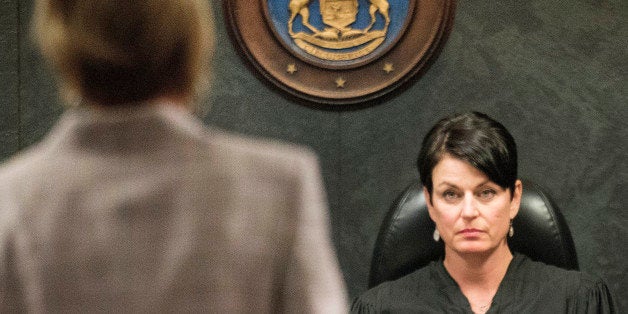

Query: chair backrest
368;180;578;288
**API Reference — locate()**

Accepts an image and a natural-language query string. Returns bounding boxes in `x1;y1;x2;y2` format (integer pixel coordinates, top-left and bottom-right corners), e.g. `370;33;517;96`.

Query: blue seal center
266;0;412;67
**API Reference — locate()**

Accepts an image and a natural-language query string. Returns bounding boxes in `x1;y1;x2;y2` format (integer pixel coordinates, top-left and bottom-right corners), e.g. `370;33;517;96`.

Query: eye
477;189;496;200
442;190;460;201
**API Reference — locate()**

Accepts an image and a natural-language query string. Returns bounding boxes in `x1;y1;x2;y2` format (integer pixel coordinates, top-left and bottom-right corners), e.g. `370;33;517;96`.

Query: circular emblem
224;0;456;105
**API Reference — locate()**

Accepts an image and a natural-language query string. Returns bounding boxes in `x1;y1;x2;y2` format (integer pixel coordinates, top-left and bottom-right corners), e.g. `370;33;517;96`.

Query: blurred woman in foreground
0;1;347;312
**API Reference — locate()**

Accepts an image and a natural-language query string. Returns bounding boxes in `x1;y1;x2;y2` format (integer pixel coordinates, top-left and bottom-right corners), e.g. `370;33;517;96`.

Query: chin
451;243;494;255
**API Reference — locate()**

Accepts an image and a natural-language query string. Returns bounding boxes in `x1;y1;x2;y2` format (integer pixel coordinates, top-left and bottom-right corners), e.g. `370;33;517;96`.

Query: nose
460;193;478;218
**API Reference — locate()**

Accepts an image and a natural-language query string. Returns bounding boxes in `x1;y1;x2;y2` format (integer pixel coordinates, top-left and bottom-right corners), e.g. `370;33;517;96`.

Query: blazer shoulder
0;144;48;186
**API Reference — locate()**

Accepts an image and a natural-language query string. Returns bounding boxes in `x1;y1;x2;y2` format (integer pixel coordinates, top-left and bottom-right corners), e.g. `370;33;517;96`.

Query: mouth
458;228;483;235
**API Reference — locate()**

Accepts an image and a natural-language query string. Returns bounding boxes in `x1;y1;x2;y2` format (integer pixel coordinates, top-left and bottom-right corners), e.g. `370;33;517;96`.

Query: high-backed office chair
369;180;578;288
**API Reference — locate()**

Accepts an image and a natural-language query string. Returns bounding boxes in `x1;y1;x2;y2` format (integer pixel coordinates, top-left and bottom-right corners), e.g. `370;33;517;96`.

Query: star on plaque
383;62;394;74
287;63;297;74
335;77;346;88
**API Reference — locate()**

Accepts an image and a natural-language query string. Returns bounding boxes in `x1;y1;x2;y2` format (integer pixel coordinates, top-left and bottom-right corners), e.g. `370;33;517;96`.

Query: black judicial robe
352;253;616;313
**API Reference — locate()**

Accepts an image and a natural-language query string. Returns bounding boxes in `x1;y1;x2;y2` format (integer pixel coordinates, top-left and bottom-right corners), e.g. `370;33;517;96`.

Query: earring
508;221;514;238
433;228;440;242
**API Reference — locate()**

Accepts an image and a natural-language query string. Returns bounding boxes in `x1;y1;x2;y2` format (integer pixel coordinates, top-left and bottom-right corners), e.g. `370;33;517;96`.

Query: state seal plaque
224;0;456;105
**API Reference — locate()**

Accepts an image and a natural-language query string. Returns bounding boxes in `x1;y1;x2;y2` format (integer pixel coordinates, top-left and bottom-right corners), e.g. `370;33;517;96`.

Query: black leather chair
368;180;578;288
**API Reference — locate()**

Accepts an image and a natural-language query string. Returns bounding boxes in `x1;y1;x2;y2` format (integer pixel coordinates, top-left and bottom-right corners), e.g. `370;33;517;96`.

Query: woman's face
424;154;522;256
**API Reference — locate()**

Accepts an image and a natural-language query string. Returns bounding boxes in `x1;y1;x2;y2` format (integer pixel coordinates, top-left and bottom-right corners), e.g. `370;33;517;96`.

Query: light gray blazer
0;104;347;313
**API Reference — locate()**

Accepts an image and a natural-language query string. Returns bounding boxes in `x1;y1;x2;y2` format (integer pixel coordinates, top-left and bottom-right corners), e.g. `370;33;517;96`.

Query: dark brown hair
33;0;214;106
417;112;518;196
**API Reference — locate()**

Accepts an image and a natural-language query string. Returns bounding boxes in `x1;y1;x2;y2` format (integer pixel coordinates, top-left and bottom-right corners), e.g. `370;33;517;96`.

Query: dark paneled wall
0;0;20;157
1;0;626;311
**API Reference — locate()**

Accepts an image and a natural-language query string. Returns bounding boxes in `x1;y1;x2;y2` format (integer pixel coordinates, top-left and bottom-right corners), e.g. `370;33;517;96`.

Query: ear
509;180;523;219
423;186;436;221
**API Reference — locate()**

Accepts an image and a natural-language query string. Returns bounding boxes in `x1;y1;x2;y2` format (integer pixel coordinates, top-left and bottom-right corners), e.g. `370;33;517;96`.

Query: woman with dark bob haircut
352;112;615;313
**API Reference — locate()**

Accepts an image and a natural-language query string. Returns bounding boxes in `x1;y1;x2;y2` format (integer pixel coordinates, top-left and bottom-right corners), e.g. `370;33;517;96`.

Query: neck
443;242;513;313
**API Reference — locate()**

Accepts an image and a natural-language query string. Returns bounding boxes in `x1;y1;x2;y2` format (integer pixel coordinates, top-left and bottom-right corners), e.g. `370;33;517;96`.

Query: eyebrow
436;180;492;189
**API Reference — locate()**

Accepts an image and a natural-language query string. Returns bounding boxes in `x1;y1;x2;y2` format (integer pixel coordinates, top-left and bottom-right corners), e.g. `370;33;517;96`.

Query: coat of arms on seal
225;0;456;105
286;0;390;63
267;0;408;68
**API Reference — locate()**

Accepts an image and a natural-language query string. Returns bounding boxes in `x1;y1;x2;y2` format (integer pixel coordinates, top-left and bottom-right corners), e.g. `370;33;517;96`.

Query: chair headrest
368;179;578;288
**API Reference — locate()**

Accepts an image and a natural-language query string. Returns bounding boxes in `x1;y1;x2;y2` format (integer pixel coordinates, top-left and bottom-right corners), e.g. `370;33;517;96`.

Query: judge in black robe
351;252;616;313
352;112;616;314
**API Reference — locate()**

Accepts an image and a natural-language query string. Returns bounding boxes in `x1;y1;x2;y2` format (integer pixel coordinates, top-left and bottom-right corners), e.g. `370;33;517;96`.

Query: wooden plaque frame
224;0;456;105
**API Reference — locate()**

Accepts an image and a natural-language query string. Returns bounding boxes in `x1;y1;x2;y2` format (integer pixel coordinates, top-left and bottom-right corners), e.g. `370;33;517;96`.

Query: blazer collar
42;102;208;156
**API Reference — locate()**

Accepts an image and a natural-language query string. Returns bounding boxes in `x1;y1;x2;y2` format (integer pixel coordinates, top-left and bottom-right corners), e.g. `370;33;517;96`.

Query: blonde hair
33;0;215;106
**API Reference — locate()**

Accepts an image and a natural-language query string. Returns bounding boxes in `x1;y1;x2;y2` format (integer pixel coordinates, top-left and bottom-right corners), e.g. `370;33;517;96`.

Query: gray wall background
1;0;626;311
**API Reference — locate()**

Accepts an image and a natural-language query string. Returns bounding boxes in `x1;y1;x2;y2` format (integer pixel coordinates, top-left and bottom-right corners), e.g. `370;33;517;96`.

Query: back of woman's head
417;112;518;196
33;0;214;106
